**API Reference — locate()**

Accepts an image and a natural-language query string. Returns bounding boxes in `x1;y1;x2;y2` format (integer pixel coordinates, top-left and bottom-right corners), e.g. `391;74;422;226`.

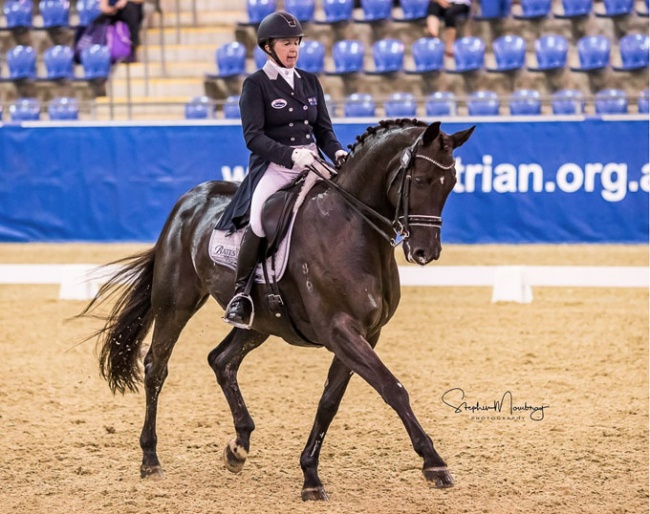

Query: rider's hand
292;148;315;169
334;149;348;168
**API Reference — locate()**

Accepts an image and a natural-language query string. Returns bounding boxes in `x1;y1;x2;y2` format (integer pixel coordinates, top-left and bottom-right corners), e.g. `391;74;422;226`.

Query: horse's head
392;121;474;265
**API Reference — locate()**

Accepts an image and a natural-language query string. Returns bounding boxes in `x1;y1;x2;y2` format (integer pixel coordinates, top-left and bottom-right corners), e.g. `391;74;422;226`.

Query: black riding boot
224;227;263;328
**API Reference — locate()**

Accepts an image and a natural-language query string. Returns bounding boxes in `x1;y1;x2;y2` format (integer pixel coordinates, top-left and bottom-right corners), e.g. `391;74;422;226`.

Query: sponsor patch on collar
271;98;288;109
308;97;317;106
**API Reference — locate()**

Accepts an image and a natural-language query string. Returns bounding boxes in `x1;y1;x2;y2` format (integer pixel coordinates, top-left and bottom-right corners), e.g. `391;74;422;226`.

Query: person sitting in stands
98;0;144;60
425;0;471;57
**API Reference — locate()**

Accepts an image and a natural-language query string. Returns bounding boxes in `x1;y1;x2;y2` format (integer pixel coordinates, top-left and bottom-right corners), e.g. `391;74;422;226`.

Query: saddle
261;171;308;258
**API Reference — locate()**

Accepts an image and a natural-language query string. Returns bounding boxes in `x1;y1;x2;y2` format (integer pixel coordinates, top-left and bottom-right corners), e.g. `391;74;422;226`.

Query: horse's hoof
301;486;330;501
140;464;164;479
223;439;247;474
423;466;454;488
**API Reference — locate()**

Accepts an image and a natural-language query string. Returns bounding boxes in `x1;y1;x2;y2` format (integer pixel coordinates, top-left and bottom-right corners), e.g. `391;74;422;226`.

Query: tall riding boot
224;227;263;328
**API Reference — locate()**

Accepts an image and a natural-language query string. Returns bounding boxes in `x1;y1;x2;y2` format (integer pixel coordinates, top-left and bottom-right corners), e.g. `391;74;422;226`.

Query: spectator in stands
216;10;348;329
425;0;471;57
98;0;144;60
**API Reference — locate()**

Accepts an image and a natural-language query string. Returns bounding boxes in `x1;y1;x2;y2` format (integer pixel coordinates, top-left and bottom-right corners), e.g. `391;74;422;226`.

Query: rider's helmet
257;11;304;52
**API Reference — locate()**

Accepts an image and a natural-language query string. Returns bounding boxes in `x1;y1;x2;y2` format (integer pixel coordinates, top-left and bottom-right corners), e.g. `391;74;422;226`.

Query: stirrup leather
223;293;255;329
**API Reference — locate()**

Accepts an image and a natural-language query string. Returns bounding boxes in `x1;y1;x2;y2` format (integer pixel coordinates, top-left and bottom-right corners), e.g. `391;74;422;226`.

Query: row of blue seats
187;88;650;119
0;44;113;80
240;0;649;25
0;96;80;120
1;0;100;29
209;33;649;79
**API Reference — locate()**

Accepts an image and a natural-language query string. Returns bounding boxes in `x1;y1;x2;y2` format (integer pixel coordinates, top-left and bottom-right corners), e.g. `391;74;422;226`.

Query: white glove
335;149;348;168
292;148;315;169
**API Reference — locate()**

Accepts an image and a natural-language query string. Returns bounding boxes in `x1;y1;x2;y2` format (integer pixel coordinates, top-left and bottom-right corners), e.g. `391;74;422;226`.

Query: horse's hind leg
299;355;356;501
140;287;208;478
207;328;269;473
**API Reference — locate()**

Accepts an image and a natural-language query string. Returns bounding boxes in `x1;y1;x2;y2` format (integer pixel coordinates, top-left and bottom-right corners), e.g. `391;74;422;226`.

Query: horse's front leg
207;328;268;473
299;355;356;501
324;313;453;489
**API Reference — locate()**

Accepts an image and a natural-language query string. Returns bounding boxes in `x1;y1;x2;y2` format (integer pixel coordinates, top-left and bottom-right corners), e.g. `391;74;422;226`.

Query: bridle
307;133;455;247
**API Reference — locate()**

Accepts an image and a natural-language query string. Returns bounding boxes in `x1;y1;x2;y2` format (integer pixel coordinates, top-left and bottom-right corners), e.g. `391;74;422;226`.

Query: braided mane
346;118;428;155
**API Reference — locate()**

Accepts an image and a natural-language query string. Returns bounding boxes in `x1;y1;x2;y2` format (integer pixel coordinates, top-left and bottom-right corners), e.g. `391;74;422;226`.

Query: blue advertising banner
0;118;647;243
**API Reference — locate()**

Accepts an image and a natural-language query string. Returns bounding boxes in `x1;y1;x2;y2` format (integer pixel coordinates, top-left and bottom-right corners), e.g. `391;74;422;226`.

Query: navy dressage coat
216;62;344;233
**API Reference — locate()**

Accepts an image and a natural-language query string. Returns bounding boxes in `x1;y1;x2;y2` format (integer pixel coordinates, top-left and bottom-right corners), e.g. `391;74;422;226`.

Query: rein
308;134;450;247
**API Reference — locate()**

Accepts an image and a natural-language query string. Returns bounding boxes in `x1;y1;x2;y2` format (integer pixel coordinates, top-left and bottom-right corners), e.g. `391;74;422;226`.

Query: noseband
307;132;455;247
387;134;454;246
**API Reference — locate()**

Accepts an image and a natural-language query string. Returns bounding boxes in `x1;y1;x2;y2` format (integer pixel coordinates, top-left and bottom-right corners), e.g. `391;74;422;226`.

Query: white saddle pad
208;217;295;283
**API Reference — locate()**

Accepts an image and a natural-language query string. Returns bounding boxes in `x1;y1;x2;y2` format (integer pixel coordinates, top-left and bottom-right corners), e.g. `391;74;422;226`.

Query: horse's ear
422;121;441;146
451;125;475;149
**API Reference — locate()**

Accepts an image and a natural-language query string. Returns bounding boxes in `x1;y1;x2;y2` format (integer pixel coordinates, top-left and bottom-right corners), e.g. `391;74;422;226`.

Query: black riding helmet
257;11;304;68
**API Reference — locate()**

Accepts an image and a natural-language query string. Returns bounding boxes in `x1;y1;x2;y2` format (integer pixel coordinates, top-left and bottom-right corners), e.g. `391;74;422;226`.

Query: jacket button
289;108;293;112
306;135;311;139
304;120;309;124
289;123;294;127
303;106;308;110
290;137;295;141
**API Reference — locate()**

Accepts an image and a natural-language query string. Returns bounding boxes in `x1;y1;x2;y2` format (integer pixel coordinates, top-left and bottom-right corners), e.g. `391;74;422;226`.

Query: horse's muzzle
404;229;442;265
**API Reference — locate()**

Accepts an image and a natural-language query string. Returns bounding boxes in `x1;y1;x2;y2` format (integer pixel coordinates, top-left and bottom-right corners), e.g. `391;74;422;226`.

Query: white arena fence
0;264;646;303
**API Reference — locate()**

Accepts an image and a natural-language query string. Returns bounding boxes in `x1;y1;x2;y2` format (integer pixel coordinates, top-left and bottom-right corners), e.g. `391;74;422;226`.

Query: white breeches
249;143;317;237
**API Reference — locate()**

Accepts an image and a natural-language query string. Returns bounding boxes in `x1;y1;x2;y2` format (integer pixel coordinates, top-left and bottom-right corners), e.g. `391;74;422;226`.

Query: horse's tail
78;247;157;395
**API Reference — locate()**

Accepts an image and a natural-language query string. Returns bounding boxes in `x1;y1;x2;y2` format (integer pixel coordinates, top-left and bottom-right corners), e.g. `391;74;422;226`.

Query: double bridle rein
308;134;455;247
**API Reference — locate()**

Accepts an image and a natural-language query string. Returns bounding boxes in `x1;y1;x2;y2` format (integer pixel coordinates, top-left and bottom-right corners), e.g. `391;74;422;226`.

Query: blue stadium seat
44;45;74;79
185;96;215;119
344;93;376;117
367;38;404;74
318;0;353;23
570;35;611;72
297;40;325;73
384;92;417;117
395;0;429;21
487;35;526;72
223;95;241;119
327;40;365;74
425;91;456;116
4;0;34;28
528;34;568;71
513;0;551;18
474;0;511;18
80;44;111;79
594;89;628;114
406;37;444;73
6;46;37;79
39;0;70;28
554;0;592;18
612;34;649;71
467;90;500;115
48;97;79;120
10;98;40;121
551;89;585;114
447;36;486;73
254;45;267;69
509;89;542;115
209;42;247;79
245;0;276;24
355;0;393;22
595;0;634;17
285;0;315;22
638;90;649;113
76;0;101;26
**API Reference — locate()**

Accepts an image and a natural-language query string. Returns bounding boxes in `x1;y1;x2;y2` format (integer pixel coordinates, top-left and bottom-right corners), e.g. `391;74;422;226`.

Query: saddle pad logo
308;97;317;106
271;98;288;109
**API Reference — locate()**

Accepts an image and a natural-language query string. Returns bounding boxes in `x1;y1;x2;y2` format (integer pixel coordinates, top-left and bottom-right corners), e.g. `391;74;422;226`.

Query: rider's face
267;38;300;68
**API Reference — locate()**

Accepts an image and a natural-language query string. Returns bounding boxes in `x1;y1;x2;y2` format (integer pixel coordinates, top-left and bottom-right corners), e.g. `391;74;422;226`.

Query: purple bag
106;21;132;62
74;20;109;63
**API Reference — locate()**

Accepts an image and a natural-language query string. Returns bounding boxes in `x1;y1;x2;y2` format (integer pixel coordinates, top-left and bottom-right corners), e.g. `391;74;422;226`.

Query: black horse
82;118;474;501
